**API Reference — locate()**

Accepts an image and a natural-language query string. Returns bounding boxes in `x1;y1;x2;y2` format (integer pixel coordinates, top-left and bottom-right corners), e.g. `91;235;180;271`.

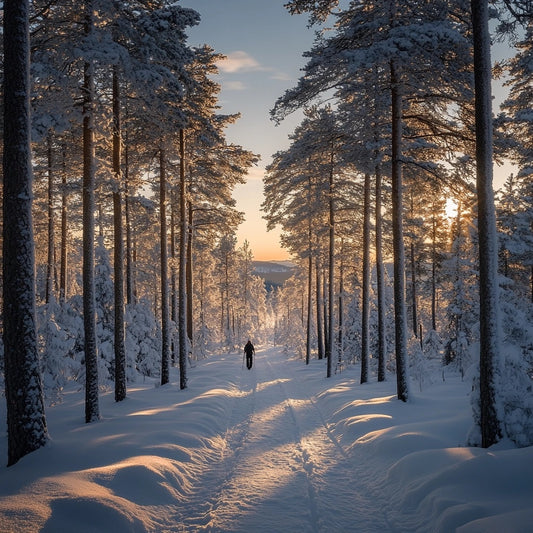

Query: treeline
1;0;267;465
264;1;533;448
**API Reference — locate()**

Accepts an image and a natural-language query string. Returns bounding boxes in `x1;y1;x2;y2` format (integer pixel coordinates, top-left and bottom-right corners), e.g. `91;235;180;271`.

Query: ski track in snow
2;345;533;532
177;347;391;532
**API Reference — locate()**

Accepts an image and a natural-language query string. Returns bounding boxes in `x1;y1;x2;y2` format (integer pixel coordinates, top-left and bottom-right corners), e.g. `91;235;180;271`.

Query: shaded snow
1;347;532;532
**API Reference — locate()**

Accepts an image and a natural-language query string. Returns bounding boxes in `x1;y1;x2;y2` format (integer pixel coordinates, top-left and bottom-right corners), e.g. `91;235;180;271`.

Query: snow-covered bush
194;322;214;359
343;292;361;366
468;284;533;448
500;344;533;447
126;300;161;379
409;337;431;392
37;299;82;404
94;237;113;384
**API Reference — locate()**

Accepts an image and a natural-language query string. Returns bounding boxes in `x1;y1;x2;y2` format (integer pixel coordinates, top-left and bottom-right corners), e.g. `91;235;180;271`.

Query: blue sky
179;0;316;260
179;1;514;261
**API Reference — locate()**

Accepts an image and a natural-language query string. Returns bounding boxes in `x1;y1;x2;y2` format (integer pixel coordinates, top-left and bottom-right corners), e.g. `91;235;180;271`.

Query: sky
179;0;315;261
179;1;515;262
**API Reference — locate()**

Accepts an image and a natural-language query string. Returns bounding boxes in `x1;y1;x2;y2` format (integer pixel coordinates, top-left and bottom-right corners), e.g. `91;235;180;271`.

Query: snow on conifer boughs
125;301;162;380
497;273;533;447
37;300;81;404
94;237;114;385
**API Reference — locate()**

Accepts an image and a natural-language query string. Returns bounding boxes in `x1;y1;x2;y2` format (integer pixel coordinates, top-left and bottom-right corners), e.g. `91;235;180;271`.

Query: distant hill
252;261;295;291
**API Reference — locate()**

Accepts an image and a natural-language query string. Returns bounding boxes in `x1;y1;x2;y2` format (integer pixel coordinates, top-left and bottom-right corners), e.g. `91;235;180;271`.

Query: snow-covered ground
1;347;532;532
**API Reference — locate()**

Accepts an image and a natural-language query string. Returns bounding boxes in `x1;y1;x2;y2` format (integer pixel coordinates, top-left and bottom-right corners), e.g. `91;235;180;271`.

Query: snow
1;347;532;532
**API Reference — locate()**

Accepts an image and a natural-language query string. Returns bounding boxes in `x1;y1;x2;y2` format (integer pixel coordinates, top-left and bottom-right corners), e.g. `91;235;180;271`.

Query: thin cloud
246;166;266;182
224;80;247;91
217;51;268;74
270;72;292;81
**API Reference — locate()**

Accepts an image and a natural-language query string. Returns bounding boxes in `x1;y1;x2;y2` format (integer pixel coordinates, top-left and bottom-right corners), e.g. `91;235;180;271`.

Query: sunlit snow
1;347;532;532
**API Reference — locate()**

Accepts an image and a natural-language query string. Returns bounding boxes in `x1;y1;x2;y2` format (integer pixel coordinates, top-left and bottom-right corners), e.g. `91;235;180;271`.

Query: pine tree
159;147;171;386
82;0;99;423
3;0;48;465
499;20;533;301
471;0;503;448
264;107;347;373
276;0;474;399
178;129;188;389
360;172;371;384
112;66;126;402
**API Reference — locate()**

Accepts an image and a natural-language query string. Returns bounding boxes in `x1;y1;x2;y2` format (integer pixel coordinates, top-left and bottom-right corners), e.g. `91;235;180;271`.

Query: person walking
244;339;255;370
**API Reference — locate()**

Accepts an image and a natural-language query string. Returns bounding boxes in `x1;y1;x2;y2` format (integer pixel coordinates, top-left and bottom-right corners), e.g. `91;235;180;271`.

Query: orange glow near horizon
236;163;510;262
233;166;291;262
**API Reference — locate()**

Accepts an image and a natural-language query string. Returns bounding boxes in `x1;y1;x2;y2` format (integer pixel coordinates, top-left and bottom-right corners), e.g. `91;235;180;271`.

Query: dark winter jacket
244;341;255;356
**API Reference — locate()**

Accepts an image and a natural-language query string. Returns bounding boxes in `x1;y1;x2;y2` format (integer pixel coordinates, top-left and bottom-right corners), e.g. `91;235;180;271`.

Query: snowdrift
1;348;532;532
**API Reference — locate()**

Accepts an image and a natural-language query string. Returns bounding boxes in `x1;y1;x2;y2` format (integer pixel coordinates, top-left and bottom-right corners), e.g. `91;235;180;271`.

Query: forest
1;0;533;472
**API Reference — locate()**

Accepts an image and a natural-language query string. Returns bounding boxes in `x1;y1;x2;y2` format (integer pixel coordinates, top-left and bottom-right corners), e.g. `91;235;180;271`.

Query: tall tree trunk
390;59;409;402
323;269;329;361
178;129;188;389
46;135;55;304
338;247;344;365
316;255;324;360
160;148;170;386
409;192;418;338
375;164;386;382
225;255;230;335
530;264;532;304
306;176;313;365
471;0;502;447
3;0;48;465
187;199;194;353
112;66;126;402
83;3;99;423
220;286;225;341
306;253;313;365
431;208;438;332
361;173;371;384
60;145;68;303
124;137;134;306
326;154;335;378
410;241;418;337
170;189;177;366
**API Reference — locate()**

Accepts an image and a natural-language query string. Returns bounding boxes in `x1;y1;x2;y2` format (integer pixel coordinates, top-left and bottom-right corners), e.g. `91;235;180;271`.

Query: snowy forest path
178;347;392;532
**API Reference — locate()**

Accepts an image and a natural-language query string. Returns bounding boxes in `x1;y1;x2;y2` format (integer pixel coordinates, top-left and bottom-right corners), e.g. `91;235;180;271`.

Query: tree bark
323;269;329;360
306;175;313;365
46;135;55;304
326;152;335;378
60;145;68;303
160;148;170;386
375;165;386;382
338;248;344;364
316;254;324;360
306;253;313;365
178;129;188;389
431;207;438;332
170;189;177;365
3;0;48;465
471;0;502;447
112;66;126;402
391;59;409;402
83;2;99;423
124;138;134;306
410;241;418;337
187;199;194;353
361;173;371;383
